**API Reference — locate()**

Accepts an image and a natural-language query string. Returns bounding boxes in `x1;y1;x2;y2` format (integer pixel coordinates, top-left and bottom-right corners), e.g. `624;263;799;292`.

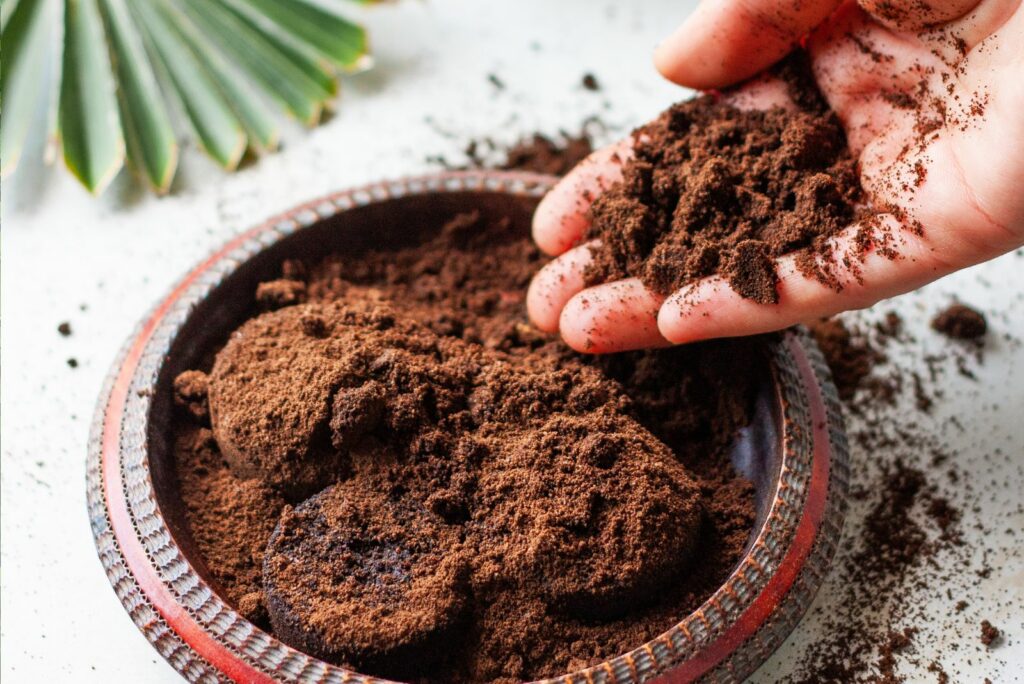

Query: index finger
532;140;631;256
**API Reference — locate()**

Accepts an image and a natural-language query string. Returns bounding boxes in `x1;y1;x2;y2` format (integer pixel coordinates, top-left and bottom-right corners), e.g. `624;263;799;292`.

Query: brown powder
979;620;1000;647
173;370;210;422
790;303;1011;682
584;53;864;304
172;211;760;682
439;127;597;176
931;303;987;340
497;133;594;176
174;426;286;625
808;318;885;401
265;481;471;679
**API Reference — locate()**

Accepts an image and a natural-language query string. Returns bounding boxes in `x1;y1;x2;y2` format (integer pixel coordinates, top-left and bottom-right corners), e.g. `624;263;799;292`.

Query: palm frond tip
0;0;373;195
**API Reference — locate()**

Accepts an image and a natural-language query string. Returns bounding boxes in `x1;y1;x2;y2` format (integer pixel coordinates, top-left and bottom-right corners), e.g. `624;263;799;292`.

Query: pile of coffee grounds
466;131;594;177
427;118;603;177
171;211;761;682
584;55;864;304
790;306;1010;683
931;302;987;340
174;426;286;623
504;133;593;176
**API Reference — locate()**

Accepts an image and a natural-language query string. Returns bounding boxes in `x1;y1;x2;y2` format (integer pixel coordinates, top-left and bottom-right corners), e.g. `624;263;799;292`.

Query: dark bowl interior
146;188;783;635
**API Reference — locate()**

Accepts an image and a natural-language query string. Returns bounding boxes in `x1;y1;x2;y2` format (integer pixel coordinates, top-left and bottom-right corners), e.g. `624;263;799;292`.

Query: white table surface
1;1;1020;682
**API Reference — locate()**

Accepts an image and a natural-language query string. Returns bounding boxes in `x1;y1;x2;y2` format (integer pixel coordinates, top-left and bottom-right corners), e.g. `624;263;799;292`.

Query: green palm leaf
132;0;246;170
99;0;178;192
1;0;54;176
224;0;369;72
60;0;125;194
159;2;279;152
1;0;381;196
175;0;331;125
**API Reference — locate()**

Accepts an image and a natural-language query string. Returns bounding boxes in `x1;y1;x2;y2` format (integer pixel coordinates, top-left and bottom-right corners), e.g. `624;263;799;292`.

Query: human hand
527;0;1024;353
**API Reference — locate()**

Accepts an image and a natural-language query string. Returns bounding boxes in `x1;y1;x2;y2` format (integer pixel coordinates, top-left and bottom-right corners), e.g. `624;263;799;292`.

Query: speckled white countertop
1;1;1020;681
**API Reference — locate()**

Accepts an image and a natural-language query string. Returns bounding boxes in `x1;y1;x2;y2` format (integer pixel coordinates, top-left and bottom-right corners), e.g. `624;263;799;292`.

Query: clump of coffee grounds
584;54;865;304
171;211;761;683
788;308;1010;683
931;302;987;340
979;620;1001;647
807;318;885;401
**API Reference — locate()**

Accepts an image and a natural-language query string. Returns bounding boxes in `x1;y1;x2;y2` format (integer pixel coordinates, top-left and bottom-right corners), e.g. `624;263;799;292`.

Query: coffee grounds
172;211;760;682
173;370;210;422
584;53;864;304
487;73;505;91
807;318;884;401
453;132;592;177
264;481;471;678
174;426;286;624
793;306;1010;682
498;133;594;176
931;303;987;340
979;620;1000;647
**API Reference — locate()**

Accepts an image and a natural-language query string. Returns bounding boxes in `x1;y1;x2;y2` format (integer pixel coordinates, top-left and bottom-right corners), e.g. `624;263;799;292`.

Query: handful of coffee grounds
172;211;761;682
585;59;863;304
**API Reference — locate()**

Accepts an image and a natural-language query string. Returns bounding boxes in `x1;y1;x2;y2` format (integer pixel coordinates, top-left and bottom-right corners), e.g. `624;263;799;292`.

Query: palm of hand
812;1;1022;270
527;0;1023;352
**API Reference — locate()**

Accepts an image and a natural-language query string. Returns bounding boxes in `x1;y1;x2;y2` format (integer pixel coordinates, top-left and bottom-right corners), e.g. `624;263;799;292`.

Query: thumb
654;0;841;90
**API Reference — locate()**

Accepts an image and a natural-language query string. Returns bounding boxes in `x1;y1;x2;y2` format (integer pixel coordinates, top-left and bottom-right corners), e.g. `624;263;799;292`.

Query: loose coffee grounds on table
797;306;1009;683
931;302;987;340
980;620;1001;647
172;211;762;683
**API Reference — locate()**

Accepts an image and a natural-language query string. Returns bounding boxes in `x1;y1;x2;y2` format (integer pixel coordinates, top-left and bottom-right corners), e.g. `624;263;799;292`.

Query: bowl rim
86;170;850;684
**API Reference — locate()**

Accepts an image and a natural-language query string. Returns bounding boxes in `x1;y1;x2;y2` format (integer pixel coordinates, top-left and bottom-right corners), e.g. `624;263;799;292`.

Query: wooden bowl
86;171;850;684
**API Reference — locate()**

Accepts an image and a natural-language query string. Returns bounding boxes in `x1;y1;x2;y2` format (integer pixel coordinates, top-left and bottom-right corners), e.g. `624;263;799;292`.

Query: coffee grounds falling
172;211;761;683
584;55;863;304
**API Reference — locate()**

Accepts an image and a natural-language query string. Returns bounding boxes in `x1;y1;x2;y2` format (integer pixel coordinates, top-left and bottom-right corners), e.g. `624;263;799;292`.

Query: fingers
532;140;632;256
560;279;671;354
808;4;935;151
527;243;670;353
527;242;594;332
933;6;1024;244
656;214;961;344
653;0;843;90
943;0;1023;50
